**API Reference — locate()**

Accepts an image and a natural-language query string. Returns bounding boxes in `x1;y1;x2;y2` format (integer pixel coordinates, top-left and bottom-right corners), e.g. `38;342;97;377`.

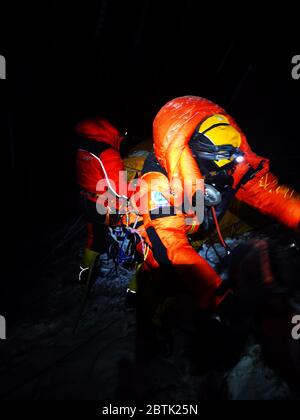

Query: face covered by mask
189;116;244;230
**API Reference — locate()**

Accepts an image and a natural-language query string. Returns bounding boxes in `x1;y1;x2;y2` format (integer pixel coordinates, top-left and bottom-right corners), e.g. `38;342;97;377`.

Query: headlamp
234;154;245;163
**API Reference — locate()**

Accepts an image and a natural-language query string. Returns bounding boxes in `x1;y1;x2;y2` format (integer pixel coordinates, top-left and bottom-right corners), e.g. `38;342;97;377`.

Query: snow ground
0;222;297;400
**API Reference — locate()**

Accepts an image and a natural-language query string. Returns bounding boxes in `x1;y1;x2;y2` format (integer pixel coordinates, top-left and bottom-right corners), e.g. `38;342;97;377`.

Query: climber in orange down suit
76;117;127;283
130;96;300;312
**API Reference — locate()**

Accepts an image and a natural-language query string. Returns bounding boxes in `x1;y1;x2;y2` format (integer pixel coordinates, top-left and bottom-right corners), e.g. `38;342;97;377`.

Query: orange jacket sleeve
150;216;222;311
236;168;300;231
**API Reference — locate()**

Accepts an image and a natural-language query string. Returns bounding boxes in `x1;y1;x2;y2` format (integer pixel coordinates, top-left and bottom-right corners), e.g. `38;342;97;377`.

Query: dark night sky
1;2;300;395
0;1;300;229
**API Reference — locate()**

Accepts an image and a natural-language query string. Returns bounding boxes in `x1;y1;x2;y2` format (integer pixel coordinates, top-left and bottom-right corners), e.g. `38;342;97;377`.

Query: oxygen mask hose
211;206;230;254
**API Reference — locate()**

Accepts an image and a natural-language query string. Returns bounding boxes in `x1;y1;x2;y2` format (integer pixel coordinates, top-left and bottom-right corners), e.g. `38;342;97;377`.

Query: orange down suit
76;117;126;251
76;117;126;203
134;96;300;311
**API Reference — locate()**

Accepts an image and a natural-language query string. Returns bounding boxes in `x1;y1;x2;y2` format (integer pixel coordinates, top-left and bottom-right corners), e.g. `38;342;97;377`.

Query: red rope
211;206;228;250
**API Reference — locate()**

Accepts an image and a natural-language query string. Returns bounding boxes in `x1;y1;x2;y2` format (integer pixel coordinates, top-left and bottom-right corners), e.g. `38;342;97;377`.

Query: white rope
79;266;89;282
127;288;137;294
79;150;128;200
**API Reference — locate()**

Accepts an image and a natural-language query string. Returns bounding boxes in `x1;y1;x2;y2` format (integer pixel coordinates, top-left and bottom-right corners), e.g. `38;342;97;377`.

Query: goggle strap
196;152;232;161
201;123;231;136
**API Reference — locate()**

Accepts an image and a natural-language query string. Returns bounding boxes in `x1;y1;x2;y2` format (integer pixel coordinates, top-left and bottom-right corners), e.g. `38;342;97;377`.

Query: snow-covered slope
0;221;297;400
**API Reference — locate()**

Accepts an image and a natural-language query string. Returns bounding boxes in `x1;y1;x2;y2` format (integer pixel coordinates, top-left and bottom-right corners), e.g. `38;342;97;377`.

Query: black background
0;1;300;243
0;2;300;398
